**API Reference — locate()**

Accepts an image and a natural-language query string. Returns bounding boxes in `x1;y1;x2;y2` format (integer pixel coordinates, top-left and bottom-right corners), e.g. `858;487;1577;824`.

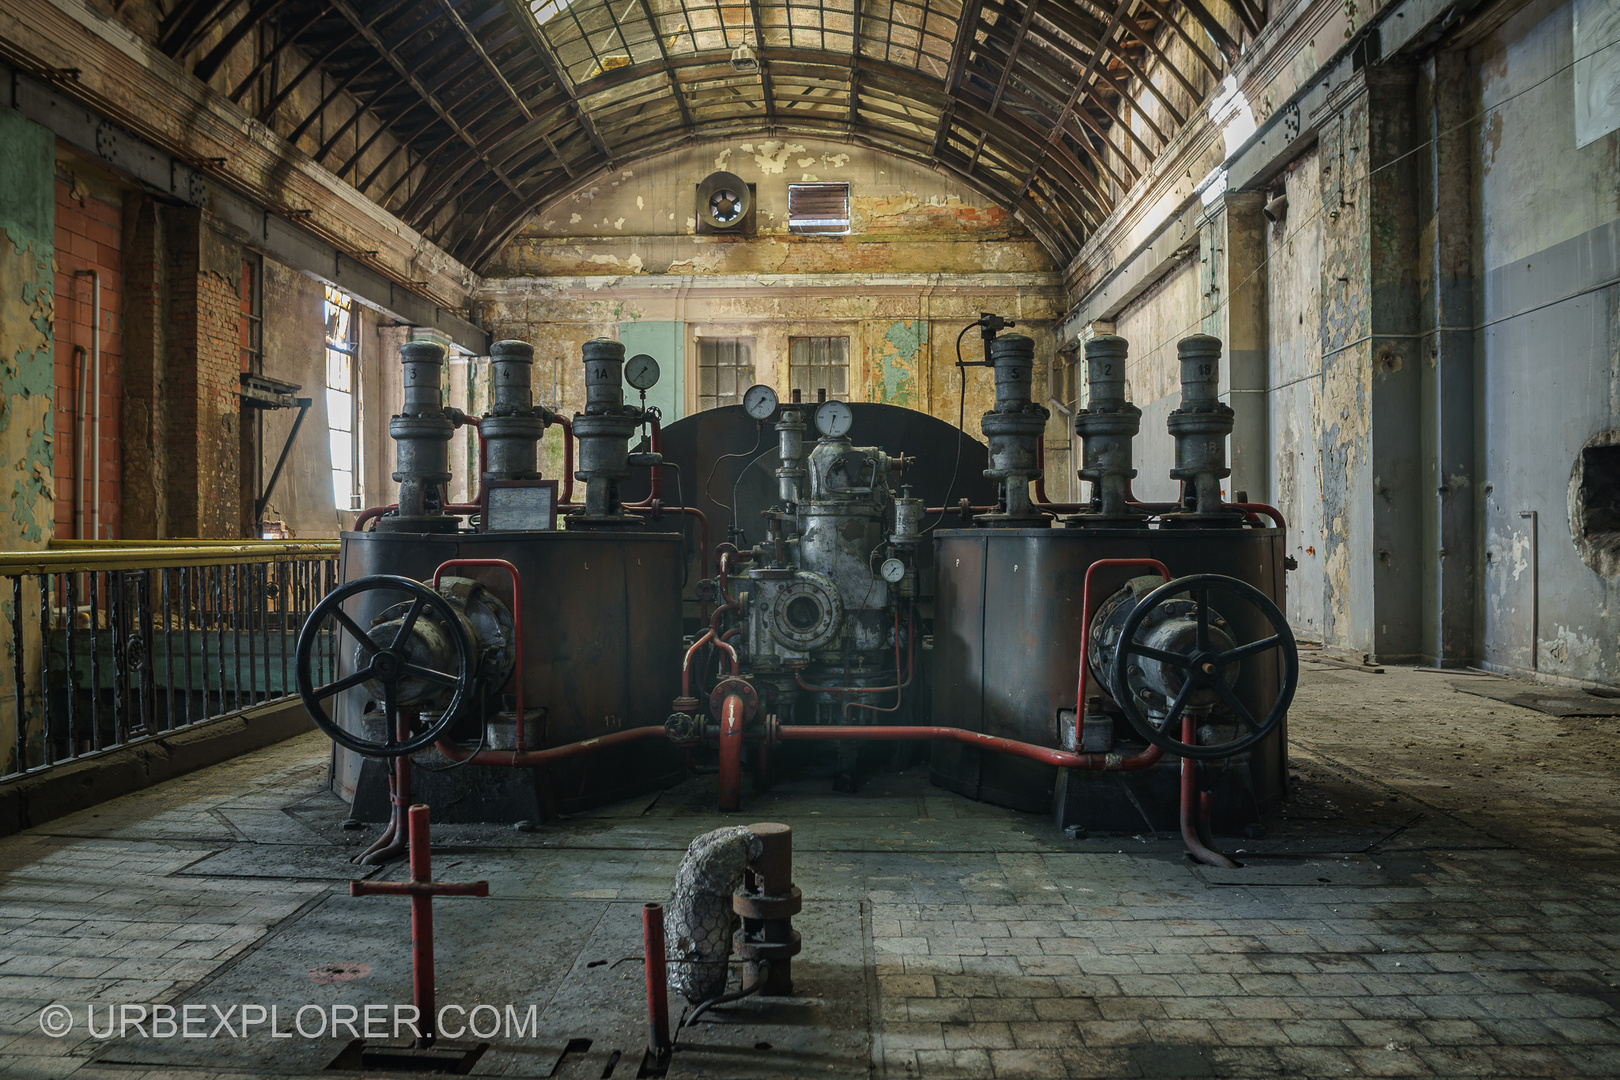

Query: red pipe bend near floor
433;724;668;767
773;724;1164;771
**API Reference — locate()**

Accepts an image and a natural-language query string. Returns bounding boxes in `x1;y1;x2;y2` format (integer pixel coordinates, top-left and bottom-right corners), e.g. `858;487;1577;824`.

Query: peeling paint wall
1109;258;1203;504
461;137;1064;502
52;156;125;540
255;260;345;539
1267;147;1328;639
1475;0;1620;684
0;109;57;549
488;137;1054;279
0;106;55;771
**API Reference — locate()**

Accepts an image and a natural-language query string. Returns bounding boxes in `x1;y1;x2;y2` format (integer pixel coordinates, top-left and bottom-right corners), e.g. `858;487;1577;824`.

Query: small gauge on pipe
625;354;660;390
815;400;853;438
880;558;906;584
743;384;779;420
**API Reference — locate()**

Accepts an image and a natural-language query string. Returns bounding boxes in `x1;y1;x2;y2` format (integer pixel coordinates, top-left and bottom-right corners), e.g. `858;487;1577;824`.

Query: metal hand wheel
1109;573;1298;761
295;575;475;757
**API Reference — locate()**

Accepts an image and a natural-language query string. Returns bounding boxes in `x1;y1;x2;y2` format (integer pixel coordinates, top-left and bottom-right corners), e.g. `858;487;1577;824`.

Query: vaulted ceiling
158;0;1264;270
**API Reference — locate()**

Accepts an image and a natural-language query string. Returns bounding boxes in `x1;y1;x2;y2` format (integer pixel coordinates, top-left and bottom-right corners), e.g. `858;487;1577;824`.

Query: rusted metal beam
1118;14;1203;103
257;32;362;123
1138;0;1223;77
931;0;983;157
634;0;695;129
286;56;385;144
502;0;612;163
320;81;411;165
435;0;534;120
326;0;530;209
190;0;291;83
158;0;239;58
969;0;1038;173
1179;0;1241;61
1011;0;1143;207
748;0;776;126
847;0;862;127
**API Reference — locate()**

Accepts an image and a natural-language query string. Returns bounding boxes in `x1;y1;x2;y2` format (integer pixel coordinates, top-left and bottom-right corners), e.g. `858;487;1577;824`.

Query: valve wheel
295;575;476;758
1109;573;1298;761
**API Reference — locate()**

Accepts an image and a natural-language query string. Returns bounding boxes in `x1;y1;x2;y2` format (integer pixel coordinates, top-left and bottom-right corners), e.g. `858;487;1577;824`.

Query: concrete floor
3;658;1620;1079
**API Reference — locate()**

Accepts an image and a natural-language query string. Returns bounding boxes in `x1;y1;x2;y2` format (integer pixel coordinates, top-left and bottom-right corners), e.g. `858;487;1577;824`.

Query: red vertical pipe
642;902;671;1060
1179;717;1239;869
407;804;437;1045
555;417;575;506
717;693;744;812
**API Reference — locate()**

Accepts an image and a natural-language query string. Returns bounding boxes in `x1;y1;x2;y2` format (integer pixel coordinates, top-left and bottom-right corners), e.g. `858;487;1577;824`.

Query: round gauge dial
625;354;660;390
815;400;853;438
880;558;906;584
743;384;779;420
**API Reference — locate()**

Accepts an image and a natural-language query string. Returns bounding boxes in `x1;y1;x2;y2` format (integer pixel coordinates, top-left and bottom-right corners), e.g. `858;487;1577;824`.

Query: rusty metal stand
642;902;672;1070
350;803;489;1046
732;822;801;995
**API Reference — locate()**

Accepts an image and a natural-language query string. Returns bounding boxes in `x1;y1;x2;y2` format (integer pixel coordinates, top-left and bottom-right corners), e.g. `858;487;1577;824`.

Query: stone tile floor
2;658;1619;1078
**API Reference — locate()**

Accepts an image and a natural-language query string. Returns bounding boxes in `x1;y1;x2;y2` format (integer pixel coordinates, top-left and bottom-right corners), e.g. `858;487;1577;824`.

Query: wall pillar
162;209;243;539
1319;65;1424;662
121;194;170;539
1418;51;1479;666
1199;190;1270;504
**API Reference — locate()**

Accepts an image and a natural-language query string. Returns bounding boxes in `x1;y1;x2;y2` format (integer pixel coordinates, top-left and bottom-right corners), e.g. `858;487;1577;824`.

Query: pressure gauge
743;384;779;420
880;558;906;584
815;399;853;438
625;354;660;390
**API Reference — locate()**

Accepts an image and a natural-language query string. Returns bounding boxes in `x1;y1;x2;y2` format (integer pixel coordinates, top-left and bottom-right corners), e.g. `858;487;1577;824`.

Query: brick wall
159;209;243;538
52;177;123;540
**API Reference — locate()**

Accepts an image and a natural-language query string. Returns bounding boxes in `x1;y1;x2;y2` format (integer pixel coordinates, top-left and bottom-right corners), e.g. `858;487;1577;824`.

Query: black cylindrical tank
331;529;684;818
930;526;1288;825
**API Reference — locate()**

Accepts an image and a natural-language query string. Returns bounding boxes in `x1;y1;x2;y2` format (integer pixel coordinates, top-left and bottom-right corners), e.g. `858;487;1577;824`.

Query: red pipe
795;608;915;696
925;503;996;515
774;724;1164;771
349;804;489;1046
1229;502;1286;530
622;414;662;505
355;712;413;865
1180;715;1239;868
642;902;671;1061
433;724;670;767
1033;437;1084;513
1077;559;1171;721
845;608;915;720
432;558;526;750
717;693;745;811
555;416;575;507
682;629;715;697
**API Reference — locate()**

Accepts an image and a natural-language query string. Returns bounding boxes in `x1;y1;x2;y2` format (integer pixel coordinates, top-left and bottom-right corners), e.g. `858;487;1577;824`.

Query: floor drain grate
326;1038;488;1074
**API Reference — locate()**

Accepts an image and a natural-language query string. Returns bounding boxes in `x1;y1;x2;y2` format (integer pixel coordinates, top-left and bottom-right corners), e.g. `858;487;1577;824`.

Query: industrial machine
296;316;1298;866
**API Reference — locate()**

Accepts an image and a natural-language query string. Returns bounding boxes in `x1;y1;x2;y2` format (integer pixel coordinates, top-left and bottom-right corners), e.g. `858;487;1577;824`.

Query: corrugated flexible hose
664;826;761;1002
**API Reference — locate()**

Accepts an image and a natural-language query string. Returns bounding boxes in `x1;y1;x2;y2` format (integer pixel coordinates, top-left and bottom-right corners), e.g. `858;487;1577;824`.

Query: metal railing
1;541;339;781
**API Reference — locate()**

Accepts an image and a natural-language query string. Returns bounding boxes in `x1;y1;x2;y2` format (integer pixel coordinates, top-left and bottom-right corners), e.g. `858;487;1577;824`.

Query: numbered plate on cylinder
743;384;779;420
880;558;906;584
815;399;853;438
625;354;660;390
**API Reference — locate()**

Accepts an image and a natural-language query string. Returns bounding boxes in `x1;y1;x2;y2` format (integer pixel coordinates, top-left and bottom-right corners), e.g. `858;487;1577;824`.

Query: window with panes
788;336;849;402
696;337;754;411
323;286;359;510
